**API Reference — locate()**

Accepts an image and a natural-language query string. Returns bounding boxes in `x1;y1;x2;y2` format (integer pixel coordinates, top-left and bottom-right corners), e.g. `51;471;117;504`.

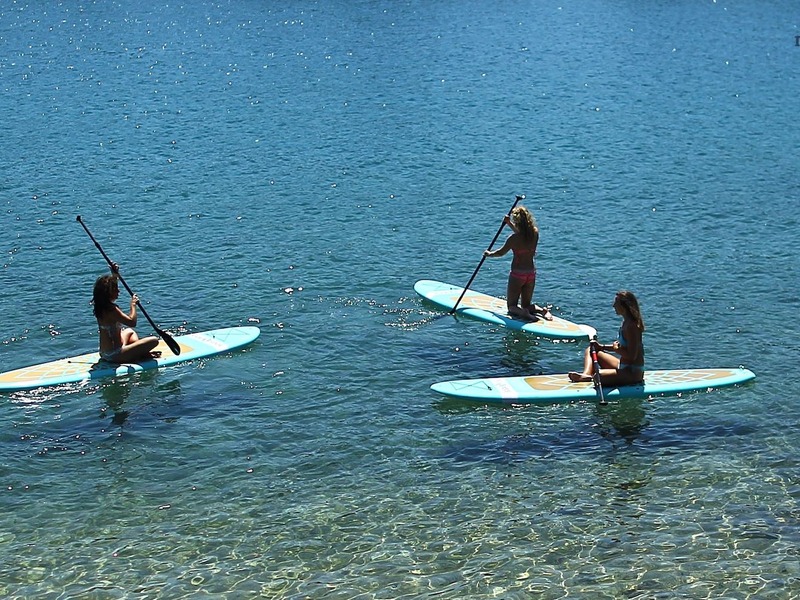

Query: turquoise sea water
2;1;799;598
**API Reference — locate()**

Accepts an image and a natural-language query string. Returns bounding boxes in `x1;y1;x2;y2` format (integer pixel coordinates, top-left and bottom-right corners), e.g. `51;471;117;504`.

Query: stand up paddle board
0;326;261;392
430;368;756;404
415;279;595;341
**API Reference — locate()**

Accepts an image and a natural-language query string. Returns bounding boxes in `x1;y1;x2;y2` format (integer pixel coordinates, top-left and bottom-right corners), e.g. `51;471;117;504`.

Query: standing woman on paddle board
569;290;645;385
483;206;551;321
93;265;160;363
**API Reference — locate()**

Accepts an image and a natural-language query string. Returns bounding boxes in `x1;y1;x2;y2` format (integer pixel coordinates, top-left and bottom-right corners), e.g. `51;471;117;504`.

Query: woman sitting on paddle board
93;265;160;363
483;206;551;321
569;290;645;385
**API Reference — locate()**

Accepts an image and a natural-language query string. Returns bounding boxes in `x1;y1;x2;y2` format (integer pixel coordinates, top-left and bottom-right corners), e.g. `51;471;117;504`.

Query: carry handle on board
590;336;607;405
76;216;181;356
450;194;525;314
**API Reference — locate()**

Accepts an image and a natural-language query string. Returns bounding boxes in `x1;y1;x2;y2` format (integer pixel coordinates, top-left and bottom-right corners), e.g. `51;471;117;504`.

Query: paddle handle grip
77;216;137;299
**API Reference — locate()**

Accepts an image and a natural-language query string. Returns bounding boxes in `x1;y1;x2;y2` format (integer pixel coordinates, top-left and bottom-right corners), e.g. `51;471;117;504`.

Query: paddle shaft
450;194;525;314
590;336;607;405
76;216;181;355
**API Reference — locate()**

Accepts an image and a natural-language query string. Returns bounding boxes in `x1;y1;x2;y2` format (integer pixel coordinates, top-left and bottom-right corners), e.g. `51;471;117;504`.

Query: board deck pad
430;368;756;404
0;326;261;392
415;279;595;340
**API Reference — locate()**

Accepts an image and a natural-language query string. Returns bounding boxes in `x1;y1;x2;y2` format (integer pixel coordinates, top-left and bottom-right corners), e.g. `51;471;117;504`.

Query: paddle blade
159;329;182;355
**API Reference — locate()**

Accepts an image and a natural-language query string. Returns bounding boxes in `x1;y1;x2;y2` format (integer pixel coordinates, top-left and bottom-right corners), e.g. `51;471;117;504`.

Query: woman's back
508;230;538;271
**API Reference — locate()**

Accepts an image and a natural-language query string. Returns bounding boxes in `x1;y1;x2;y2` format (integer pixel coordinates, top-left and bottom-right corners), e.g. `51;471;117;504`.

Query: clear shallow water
1;1;799;598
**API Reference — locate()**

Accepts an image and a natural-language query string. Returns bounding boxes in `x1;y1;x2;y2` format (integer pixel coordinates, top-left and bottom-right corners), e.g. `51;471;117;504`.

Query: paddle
76;216;181;356
589;335;607;405
449;194;525;314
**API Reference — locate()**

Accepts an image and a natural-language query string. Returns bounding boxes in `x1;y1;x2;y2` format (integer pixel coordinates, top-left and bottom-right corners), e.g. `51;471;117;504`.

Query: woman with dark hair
93;266;160;363
569;290;645;385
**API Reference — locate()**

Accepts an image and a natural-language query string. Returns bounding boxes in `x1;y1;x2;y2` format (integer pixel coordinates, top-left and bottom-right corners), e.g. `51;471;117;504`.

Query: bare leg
568;346;594;381
599;368;645;387
509;305;538;321
506;275;537;321
569;348;619;382
520;280;534;311
116;336;161;363
516;275;553;321
121;328;140;345
529;304;553;321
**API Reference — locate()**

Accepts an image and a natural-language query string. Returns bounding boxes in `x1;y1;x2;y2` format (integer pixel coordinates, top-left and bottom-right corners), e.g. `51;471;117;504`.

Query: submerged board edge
430;368;756;404
414;279;595;340
0;326;261;392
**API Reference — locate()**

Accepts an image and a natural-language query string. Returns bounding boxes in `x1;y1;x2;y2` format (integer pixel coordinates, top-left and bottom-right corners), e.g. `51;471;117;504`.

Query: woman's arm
484;235;514;258
114;295;140;327
503;214;520;234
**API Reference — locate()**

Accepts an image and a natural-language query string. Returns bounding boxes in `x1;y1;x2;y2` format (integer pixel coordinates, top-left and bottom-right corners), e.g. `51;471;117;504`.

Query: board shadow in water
100;375;186;429
414;329;546;385
3;374;192;461
437;400;758;465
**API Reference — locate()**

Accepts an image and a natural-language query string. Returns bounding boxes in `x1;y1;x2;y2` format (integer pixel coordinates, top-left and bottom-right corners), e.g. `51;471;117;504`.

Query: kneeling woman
93;269;160;363
569;290;645;386
483;205;551;321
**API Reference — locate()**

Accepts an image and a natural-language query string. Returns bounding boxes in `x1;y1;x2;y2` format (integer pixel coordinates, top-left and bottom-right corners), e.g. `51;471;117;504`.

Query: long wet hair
511;206;538;242
617;290;645;331
93;274;119;319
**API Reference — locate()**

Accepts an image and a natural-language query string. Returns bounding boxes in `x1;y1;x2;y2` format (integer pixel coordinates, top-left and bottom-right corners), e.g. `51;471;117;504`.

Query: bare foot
509;308;539;322
532;305;553;321
568;371;592;382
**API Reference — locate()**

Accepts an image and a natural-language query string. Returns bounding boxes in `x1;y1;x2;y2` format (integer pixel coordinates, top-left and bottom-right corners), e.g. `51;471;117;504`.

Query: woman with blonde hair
484;205;551;321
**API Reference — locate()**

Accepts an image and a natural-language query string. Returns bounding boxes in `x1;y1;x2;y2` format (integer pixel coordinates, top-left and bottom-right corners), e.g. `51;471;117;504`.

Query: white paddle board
430;367;756;404
415;279;595;340
0;326;261;392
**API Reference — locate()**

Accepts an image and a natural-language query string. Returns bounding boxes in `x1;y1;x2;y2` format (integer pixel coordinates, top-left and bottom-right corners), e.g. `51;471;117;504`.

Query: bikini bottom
100;348;122;362
509;270;536;285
